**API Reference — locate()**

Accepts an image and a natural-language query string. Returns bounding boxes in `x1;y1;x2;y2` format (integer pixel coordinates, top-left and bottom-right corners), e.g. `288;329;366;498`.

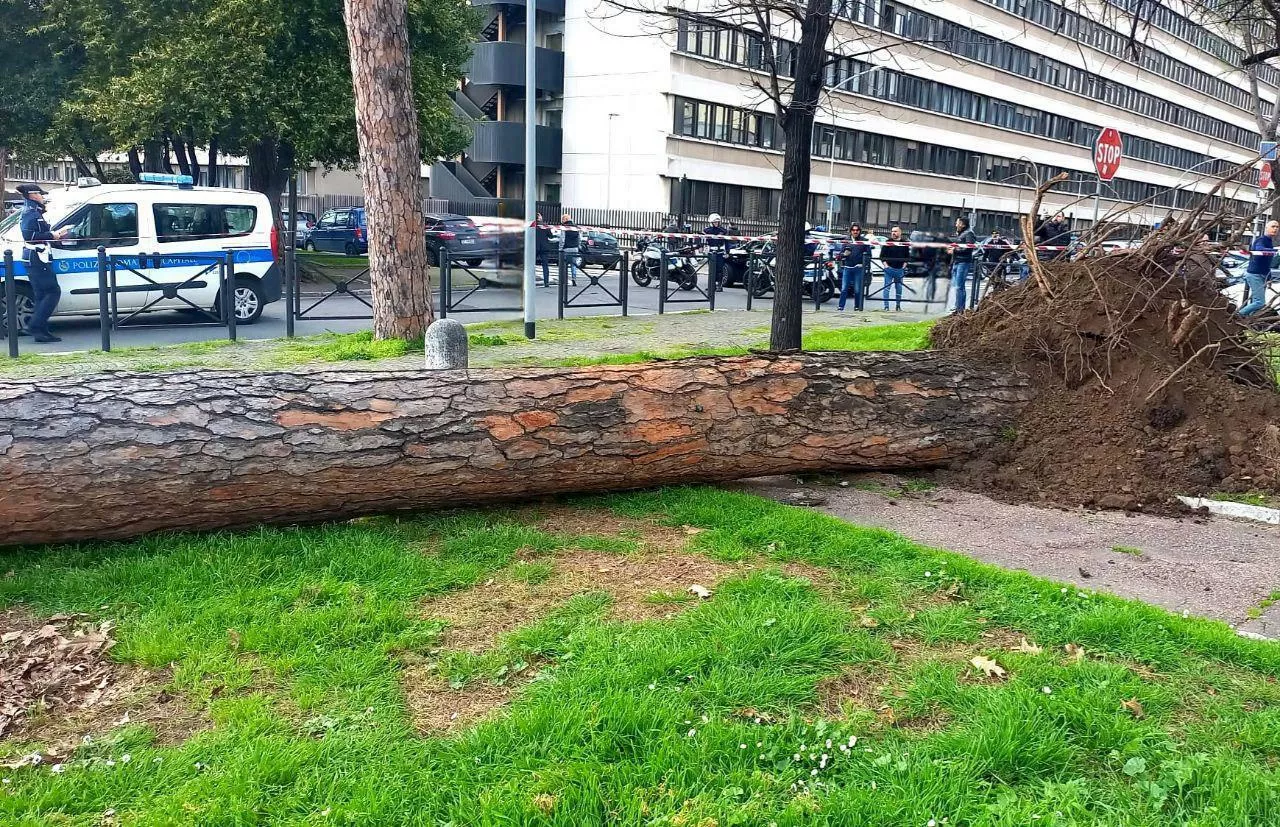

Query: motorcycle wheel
817;280;836;305
677;264;698;291
631;260;653;288
750;265;774;298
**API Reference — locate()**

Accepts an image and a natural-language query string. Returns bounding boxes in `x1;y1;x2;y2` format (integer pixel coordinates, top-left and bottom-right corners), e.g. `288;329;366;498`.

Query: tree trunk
247;137;293;222
0;353;1031;547
70;155;91;177
142;139;163;173
127;147;143;180
186;141;201;185
208;135;219;187
91;155;105;180
769;0;833;353
160;135;175;174
343;0;435;340
173;136;192;180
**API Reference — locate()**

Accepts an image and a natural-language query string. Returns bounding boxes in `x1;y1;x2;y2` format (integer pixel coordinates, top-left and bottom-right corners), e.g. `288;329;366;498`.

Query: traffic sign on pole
1093;128;1123;182
1261;162;1273;190
1262;141;1278;162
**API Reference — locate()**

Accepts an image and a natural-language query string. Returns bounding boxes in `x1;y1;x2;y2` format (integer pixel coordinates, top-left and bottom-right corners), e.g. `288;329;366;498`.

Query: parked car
0;174;281;327
578;229;621;268
287;211;317;250
424;213;502;268
308;207;367;255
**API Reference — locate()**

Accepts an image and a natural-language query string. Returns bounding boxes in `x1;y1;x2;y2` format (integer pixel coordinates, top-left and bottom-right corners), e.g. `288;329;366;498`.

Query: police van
0;174;282;326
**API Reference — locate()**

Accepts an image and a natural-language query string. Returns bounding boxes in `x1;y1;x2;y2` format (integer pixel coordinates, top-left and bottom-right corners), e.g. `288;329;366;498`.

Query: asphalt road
9;263;946;356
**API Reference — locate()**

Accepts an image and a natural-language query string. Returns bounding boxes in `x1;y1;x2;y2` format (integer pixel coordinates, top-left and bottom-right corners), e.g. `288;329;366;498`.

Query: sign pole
1092;127;1123;233
522;0;537;340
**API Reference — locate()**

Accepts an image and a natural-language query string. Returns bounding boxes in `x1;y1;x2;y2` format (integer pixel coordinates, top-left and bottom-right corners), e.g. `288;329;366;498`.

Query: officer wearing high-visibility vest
17;183;70;343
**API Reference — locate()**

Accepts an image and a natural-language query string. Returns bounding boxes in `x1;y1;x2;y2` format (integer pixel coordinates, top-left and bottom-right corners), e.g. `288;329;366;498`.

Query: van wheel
344;242;359;257
305;240;315;252
0;283;34;336
216;276;265;325
466;258;484;269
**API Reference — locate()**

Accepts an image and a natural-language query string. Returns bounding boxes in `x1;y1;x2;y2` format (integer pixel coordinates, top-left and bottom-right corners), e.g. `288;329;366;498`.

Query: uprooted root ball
932;250;1280;510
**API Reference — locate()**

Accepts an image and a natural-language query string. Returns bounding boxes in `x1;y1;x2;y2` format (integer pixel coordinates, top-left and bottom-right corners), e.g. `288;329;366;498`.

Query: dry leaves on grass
1011;638;1044;655
1122;698;1146;719
969;656;1008;680
1;610;118;739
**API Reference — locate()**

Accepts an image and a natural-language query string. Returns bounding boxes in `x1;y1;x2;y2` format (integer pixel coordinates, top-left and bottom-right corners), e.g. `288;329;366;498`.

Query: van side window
317;211;336;229
55;203;139;250
153;204;258;243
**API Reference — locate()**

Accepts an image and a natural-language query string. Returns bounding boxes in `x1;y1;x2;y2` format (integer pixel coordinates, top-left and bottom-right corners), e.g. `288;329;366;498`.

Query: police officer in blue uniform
18;183;69;342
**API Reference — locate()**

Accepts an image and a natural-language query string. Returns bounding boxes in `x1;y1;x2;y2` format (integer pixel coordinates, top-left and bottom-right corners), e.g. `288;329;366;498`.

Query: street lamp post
606;112;619;210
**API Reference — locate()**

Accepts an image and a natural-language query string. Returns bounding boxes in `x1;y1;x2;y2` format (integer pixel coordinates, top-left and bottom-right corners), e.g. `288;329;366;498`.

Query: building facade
445;0;1272;233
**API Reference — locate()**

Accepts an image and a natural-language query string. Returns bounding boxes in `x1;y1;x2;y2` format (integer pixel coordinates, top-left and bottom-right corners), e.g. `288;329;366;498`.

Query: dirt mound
932;250;1280;510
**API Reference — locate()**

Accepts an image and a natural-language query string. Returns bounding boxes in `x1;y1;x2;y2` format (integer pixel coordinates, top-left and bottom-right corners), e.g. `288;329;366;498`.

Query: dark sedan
579;229;621;268
425;213;502;267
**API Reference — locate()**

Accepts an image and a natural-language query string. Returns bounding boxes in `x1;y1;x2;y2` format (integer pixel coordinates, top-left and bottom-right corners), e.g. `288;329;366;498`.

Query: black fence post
745;254;754;312
970;264;982;310
3;249;16;359
440;247;450;318
620;251;629;317
708;251;720;311
658;249;668;314
557;255;566;320
96;247;111;353
224;251;237;341
286;176;298;338
812;261;821;311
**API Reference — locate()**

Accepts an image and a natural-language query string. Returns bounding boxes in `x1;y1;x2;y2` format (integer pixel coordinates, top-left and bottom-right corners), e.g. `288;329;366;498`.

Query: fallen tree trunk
0;353;1031;546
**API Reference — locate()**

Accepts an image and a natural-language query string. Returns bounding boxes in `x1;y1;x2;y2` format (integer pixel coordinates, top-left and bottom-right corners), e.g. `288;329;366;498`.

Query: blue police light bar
138;173;194;188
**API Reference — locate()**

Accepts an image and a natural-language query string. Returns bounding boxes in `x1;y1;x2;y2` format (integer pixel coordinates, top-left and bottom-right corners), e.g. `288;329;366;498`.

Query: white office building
438;0;1270;232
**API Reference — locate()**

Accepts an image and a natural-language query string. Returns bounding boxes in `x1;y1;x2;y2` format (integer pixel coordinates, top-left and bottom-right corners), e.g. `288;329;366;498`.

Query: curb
1176;496;1280;525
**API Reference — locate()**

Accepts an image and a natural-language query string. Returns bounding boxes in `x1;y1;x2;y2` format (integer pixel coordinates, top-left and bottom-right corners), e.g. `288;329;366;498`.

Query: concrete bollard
424;318;468;370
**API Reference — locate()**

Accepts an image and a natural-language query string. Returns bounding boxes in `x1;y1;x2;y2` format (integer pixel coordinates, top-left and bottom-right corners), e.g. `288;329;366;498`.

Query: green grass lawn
2;488;1279;825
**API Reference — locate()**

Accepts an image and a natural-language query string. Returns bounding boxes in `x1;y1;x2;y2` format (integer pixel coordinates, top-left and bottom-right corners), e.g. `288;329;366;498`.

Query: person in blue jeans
838;222;872;311
950;217;978;312
1241;219;1277;317
879;225;909;310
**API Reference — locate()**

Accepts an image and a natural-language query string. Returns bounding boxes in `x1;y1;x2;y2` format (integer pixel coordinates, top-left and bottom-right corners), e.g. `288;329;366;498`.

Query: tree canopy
1;0;476;214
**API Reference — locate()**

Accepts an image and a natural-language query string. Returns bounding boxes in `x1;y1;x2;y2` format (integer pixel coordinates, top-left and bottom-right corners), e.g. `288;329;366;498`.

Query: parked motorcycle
803;253;840;305
630;234;698;290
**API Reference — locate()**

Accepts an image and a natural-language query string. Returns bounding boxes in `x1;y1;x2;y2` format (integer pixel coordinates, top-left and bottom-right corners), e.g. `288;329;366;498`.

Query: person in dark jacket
1241;220;1277;317
980;228;1014;281
559;213;580;286
838;222;872;311
703;213;730;291
950;217;978;312
1036;212;1071;261
879;226;910;311
17;183;69;342
535;213;554;287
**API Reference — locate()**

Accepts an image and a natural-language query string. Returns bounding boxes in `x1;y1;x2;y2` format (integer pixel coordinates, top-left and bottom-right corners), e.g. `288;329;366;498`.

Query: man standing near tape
949;217;977;313
1241;220;1277;318
17;183;69;343
703;213;729;292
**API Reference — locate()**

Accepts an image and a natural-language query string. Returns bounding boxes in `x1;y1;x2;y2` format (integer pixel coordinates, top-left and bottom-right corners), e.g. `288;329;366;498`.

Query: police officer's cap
16;183;48;197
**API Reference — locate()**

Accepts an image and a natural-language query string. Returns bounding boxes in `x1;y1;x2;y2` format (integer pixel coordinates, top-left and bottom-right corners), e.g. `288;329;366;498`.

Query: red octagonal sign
1261;162;1273;190
1094;127;1123;182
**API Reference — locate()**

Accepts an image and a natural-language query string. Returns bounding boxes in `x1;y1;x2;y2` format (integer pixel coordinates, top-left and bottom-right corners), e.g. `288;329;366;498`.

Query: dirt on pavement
737;474;1280;638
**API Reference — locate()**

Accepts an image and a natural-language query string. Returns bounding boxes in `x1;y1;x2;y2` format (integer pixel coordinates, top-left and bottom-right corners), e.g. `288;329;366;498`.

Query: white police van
0;174;281;327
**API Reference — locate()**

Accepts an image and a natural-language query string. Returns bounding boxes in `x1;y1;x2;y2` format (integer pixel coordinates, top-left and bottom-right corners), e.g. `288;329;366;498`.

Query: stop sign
1262;162;1273;190
1094;128;1123;181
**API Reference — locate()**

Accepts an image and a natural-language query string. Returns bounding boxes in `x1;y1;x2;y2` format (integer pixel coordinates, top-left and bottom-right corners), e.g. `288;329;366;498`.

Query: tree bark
769;0;833;353
343;0;435;340
142;139;163;173
186;141;201;186
0;353;1031;547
